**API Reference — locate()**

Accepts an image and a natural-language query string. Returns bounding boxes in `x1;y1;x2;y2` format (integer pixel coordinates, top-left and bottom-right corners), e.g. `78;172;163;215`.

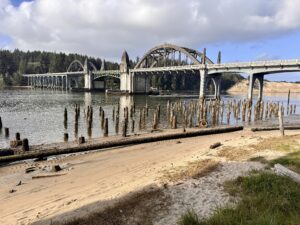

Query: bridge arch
134;44;214;69
67;60;84;72
89;62;97;72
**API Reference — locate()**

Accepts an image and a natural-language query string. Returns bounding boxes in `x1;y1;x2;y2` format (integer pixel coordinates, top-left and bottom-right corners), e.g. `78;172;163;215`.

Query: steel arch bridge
134;43;213;69
24;43;300;101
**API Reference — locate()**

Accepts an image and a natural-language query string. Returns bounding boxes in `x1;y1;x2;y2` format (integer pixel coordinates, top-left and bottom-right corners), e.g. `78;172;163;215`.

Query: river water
0;88;299;148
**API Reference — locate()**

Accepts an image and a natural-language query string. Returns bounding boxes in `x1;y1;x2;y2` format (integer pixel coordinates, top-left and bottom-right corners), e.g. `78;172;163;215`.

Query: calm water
0;88;299;148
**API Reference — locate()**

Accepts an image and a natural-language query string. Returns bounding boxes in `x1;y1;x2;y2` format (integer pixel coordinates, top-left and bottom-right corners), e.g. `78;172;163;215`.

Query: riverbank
1;128;299;225
227;80;300;93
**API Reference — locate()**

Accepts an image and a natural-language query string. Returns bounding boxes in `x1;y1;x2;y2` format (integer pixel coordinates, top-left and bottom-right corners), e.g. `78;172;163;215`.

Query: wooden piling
112;107;115;121
64;108;68;128
4;127;9;137
279;108;285;136
145;104;149;117
171;115;177;129
101;111;105;129
115;115;119;134
157;104;161;121
152;111;158;130
78;136;85;144
139;109;142;130
104;118;108;137
0;116;2;130
22;138;29;151
64;133;69;142
131;119;135;133
122;121;127;137
287;89;290;115
15;132;20;141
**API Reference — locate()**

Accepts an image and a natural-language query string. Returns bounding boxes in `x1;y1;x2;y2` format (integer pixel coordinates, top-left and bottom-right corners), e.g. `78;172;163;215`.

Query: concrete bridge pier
131;72;150;94
120;51;132;93
84;71;93;90
199;69;207;99
248;73;264;102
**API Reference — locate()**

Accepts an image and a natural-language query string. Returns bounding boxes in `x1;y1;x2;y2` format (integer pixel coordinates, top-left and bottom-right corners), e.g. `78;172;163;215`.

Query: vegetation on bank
0;49;245;90
179;136;300;225
178;171;300;225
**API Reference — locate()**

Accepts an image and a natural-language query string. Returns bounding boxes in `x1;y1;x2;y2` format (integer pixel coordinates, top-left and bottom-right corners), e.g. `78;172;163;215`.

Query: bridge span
24;43;300;101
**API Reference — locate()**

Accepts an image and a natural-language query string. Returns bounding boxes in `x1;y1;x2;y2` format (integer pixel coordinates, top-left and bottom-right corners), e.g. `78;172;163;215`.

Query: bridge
24;43;300;101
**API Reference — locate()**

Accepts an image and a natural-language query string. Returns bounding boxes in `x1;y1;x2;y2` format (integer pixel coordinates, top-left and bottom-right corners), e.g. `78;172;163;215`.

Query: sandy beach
0;128;299;225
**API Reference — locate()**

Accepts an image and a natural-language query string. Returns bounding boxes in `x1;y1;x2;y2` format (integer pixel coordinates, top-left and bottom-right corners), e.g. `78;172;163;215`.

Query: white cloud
1;0;300;61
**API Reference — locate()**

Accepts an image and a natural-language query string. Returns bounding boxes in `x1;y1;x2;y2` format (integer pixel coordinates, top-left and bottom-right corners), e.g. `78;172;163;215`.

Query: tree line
0;49;119;86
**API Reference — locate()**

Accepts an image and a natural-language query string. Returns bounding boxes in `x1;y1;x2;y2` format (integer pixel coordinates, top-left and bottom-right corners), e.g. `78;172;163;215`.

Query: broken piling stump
22;138;29;151
78;136;85;144
4;127;9;137
64;133;69;142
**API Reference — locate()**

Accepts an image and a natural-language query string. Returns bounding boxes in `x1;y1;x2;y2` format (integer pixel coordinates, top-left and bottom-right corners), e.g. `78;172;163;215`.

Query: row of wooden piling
61;97;298;142
0;116;29;151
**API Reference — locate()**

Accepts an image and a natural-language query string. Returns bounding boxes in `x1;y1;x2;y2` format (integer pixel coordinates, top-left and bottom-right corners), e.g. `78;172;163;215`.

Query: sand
227;80;300;93
0;128;299;225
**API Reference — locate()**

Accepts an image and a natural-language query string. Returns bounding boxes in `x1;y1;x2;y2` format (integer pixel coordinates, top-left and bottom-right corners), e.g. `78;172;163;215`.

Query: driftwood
0;149;14;157
251;126;300;132
209;142;222;149
32;173;67;179
274;164;300;183
0;126;243;164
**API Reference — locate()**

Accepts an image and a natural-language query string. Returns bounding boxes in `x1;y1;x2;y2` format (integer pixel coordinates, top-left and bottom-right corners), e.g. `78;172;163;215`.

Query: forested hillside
0;49;119;86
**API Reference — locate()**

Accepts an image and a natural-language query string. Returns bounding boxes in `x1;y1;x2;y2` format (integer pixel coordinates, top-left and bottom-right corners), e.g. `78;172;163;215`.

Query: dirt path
0;129;299;225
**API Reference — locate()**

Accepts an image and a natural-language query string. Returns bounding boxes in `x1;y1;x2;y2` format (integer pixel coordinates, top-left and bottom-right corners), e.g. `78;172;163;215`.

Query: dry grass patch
217;146;258;161
218;135;300;161
251;135;300;152
160;159;220;183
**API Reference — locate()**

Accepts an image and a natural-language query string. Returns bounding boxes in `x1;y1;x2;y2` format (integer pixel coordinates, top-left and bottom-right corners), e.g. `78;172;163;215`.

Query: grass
269;151;300;174
177;210;201;225
248;133;300;173
178;171;300;225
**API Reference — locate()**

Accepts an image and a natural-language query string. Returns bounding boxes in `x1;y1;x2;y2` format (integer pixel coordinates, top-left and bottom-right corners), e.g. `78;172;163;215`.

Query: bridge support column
248;73;264;102
210;74;222;100
84;71;93;90
257;74;264;102
120;51;132;93
55;77;57;89
130;73;150;94
66;76;68;90
199;69;207;100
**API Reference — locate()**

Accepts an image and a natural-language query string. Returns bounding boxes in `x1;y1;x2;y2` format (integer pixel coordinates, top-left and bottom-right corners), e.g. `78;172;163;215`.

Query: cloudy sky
1;0;300;81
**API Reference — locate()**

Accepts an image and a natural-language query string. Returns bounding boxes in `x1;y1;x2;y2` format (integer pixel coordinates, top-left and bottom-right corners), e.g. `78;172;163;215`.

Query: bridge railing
210;59;300;68
93;70;120;75
23;71;84;77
